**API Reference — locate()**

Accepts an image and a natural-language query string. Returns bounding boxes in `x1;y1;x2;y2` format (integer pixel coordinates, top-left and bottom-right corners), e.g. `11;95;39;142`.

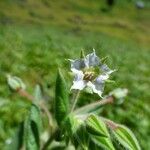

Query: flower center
83;71;95;81
83;66;100;81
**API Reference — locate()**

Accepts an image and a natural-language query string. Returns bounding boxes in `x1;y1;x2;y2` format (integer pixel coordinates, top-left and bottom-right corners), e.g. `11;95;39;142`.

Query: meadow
0;0;149;149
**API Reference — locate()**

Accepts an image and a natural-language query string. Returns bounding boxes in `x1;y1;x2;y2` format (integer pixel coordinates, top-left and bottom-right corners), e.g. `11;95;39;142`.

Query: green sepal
80;49;85;58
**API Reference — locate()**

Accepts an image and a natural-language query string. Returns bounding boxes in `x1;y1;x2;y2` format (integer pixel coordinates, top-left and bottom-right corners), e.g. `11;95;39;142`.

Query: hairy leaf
64;114;88;149
87;115;115;150
92;136;115;150
55;69;69;125
24;104;42;150
112;125;141;150
64;114;82;136
86;114;108;137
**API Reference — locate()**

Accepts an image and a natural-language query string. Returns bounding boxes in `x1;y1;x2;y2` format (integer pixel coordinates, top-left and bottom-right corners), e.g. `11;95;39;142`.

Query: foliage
55;69;69;126
0;0;149;149
2;50;141;150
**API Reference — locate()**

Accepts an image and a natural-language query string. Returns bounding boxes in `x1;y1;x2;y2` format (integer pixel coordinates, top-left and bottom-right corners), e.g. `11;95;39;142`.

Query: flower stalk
74;96;114;114
71;90;80;112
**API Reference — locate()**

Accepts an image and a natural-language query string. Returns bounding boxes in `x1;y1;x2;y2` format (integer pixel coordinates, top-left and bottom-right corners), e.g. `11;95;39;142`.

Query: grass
0;0;149;149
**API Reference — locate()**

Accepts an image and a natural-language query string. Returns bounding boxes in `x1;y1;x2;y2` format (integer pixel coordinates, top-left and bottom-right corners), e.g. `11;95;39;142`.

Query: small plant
7;50;140;150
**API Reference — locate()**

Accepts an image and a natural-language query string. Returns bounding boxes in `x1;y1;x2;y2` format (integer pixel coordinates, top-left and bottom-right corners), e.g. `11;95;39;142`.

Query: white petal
71;70;86;90
69;59;86;72
73;70;84;81
96;74;109;81
85;50;100;67
87;81;103;97
87;74;109;97
100;64;115;75
71;80;87;90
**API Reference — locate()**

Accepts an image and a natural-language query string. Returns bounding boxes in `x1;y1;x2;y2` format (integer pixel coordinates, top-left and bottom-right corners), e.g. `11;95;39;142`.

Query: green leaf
55;69;69;126
64;115;88;149
86;115;115;150
85;114;108;137
112;125;141;150
6;122;24;150
92;136;115;150
34;84;43;103
24;104;42;150
64;114;82;136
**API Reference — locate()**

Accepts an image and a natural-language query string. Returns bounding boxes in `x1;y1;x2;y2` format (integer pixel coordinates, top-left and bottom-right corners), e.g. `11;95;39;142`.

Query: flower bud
7;75;26;91
109;88;128;105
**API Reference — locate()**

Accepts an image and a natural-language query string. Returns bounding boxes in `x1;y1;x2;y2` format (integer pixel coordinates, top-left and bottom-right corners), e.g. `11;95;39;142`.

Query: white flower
70;50;115;97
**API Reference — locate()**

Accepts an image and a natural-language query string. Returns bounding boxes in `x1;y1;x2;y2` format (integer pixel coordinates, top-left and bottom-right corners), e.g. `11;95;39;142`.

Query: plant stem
17;89;53;128
18;89;33;101
74;96;114;114
71;90;80;112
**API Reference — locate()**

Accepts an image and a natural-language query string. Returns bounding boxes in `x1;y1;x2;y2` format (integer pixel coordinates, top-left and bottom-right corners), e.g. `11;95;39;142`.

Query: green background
0;0;149;149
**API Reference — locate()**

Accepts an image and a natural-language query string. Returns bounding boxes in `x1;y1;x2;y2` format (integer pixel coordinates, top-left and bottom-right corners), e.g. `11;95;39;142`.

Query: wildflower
69;50;115;97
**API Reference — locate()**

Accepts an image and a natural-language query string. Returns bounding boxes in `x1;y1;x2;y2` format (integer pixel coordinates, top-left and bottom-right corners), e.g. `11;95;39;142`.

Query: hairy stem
71;90;80;112
74;96;114;114
18;89;33;101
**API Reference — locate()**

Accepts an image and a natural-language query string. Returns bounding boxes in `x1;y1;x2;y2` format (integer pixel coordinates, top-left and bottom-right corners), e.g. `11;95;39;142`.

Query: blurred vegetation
0;0;149;149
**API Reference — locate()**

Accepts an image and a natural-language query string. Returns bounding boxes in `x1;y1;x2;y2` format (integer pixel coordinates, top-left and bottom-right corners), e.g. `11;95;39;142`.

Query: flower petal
71;80;87;90
71;70;87;90
69;59;86;72
73;70;84;81
87;74;109;97
87;81;103;97
85;50;100;67
100;64;115;75
96;74;109;81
